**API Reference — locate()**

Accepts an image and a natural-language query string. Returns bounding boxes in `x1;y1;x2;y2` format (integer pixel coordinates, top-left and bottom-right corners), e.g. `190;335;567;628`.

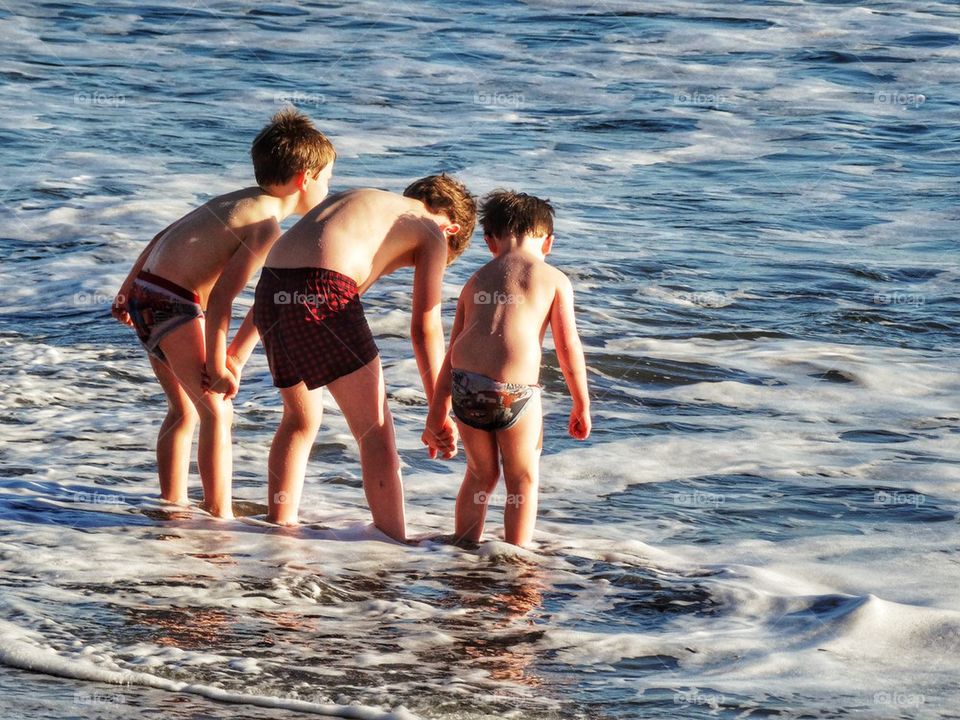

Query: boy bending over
423;190;591;546
225;175;476;540
112;109;335;518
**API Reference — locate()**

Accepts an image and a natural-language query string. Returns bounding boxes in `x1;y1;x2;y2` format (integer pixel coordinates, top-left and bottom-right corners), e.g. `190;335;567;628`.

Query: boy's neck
258;186;300;222
491;234;546;258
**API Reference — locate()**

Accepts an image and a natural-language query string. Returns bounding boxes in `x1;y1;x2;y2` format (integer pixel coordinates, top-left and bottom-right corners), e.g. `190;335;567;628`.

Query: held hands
422;411;459;459
202;356;242;399
568;404;592;440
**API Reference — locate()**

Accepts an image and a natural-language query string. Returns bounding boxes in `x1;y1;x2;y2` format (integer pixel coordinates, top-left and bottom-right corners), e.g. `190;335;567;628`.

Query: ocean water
1;1;958;718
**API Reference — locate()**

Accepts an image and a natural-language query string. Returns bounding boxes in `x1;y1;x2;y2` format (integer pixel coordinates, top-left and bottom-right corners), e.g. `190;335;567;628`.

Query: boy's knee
467;464;500;491
168;404;199;427
358;431;398;466
503;468;537;494
196;394;232;422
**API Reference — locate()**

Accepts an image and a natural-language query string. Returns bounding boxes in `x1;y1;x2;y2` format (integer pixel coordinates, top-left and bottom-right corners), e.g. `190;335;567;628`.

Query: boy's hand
204;365;240;399
111;293;133;327
422;413;459;459
569;405;591;440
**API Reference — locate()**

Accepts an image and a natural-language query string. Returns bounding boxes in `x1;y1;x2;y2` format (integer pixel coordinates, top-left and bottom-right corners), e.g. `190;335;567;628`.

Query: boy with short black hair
112;109;335;519
423;190;591;546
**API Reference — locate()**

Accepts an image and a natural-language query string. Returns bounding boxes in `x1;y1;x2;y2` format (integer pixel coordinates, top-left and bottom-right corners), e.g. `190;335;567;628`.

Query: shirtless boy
224;175;476;540
112;109;335;519
423;190;591;547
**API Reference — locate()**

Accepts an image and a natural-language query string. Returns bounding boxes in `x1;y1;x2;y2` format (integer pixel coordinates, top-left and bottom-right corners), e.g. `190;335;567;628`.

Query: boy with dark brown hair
112;109;335;519
423;190;591;546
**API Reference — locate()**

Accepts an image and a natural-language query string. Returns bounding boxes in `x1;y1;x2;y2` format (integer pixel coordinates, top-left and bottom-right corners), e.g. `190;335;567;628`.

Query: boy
423;190;591;547
111;109;335;519
222;174;476;541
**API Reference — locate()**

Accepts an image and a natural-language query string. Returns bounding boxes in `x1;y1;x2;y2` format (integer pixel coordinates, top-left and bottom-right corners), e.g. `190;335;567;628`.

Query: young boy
111;109;335;519
423;190;591;547
222;174;476;541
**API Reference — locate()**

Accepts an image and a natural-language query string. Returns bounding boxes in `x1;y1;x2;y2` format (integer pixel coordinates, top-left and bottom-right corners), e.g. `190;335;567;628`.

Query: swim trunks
450;368;539;432
253;267;379;390
127;271;204;361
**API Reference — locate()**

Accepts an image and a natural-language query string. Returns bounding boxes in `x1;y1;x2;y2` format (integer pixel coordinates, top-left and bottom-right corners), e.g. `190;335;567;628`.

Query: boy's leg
496;394;543;547
454;422;501;544
157;319;234;519
326;358;406;542
267;382;324;525
148;354;198;505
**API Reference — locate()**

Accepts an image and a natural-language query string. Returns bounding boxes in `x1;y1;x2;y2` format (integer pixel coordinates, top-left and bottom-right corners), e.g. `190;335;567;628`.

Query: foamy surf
0;621;419;720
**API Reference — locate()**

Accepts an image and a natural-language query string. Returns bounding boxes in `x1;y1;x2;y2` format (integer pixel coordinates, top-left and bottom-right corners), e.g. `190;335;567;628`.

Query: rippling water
1;1;958;719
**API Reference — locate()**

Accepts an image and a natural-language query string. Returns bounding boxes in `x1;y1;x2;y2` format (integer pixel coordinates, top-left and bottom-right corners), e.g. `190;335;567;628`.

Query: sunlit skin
224;187;466;541
111;164;333;520
424;229;591;547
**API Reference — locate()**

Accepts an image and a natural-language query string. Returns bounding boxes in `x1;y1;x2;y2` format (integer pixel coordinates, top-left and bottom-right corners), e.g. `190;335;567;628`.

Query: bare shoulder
544;262;574;296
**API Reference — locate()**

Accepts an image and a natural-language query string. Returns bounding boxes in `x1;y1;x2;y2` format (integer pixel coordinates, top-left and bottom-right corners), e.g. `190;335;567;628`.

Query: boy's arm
112;222;174;326
204;308;260;399
550;274;591;440
410;234;448;404
203;220;280;395
422;295;467;458
226;307;260;370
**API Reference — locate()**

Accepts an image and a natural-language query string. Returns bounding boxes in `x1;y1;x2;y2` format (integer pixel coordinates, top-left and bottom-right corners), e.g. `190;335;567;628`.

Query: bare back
451;250;566;385
143;188;281;306
263;189;442;293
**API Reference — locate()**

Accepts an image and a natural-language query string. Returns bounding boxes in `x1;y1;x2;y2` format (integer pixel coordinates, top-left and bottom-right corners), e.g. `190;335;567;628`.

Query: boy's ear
485;234;497;254
294;171;309;192
443;223;461;237
542;234;555;255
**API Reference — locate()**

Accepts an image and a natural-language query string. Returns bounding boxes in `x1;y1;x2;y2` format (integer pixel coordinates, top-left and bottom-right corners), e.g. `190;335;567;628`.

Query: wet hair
250;108;336;188
403;173;477;263
480;190;555;240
